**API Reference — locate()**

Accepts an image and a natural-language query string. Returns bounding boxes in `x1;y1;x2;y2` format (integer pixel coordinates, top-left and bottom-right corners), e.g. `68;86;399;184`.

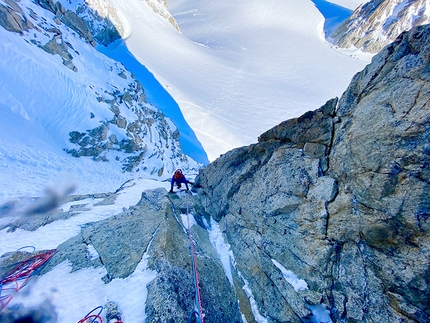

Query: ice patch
86;244;100;260
181;213;197;229
238;271;268;323
206;218;234;285
272;259;308;291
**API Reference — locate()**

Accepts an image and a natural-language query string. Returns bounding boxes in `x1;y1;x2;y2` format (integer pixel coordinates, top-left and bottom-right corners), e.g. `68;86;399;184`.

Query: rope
77;314;102;323
0;248;57;310
78;306;103;323
76;306;124;323
186;193;205;323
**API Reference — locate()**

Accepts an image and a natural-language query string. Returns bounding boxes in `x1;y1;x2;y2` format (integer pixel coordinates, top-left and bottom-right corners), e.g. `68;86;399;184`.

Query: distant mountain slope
0;0;201;199
330;0;430;53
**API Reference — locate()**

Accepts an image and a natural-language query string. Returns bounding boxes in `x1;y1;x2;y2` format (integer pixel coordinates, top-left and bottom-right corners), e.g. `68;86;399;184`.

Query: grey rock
35;0;56;14
258;97;337;149
42;34;77;72
108;134;118;145
196;25;430;323
114;116;127;129
326;24;430;321
304;142;327;159
195;130;336;321
330;0;430;53
73;0;123;46
60;10;95;47
0;1;33;33
39;189;243;322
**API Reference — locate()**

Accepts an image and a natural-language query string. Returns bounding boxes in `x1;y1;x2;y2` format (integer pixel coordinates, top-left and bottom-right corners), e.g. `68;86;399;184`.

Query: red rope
77;314;102;323
186;194;205;323
0;249;57;310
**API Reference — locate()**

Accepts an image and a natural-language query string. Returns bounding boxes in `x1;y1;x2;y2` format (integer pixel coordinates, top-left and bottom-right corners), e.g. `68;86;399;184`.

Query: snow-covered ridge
330;0;430;53
0;0;200;199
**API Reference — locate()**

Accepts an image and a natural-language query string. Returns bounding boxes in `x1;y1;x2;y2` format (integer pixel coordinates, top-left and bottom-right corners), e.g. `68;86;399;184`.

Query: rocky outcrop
326;24;430;322
74;0;123;46
0;0;123;71
0;0;85;71
195;25;430;322
63;78;190;174
60;9;96;47
0;0;34;32
330;0;429;53
34;189;243;322
144;0;180;32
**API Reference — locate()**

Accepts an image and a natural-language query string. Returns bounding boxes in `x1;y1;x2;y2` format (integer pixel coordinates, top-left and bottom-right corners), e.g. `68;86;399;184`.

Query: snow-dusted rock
143;0;180;32
326;24;430;322
195;99;338;321
196;24;430;323
330;0;430;53
0;0;34;32
36;188;243;322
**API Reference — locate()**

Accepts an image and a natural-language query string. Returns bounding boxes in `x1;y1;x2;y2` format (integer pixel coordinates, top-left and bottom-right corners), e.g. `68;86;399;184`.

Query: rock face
74;0;123;46
34;189;243;323
330;0;429;53
195;25;430;322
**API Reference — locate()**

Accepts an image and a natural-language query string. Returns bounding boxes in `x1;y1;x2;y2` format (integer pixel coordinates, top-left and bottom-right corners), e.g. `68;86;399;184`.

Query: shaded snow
206;217;234;285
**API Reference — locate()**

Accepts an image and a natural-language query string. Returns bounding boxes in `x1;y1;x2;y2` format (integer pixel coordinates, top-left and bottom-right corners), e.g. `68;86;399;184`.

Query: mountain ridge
330;0;430;53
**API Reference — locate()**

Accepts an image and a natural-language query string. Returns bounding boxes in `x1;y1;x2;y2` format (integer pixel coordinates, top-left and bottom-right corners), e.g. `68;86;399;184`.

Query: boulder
0;1;34;33
61;10;95;47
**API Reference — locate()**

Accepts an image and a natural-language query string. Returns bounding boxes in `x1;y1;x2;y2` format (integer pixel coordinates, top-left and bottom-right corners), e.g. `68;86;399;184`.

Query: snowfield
105;0;371;160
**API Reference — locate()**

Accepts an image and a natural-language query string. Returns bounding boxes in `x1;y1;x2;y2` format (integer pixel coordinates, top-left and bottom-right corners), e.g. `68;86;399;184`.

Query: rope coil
0;248;57;310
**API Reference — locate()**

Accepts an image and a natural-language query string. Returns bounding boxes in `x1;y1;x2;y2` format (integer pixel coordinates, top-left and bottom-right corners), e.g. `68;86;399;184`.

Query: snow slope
105;0;371;160
0;0;204;202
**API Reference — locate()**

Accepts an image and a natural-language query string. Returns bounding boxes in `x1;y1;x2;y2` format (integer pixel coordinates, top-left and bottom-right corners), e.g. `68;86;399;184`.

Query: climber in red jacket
170;169;190;192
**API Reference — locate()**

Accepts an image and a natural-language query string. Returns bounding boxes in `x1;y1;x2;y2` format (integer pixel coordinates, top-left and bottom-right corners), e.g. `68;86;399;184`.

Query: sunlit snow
106;0;371;160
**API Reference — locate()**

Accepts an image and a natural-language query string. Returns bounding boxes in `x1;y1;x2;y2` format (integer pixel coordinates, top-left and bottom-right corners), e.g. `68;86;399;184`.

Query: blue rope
83;306;103;323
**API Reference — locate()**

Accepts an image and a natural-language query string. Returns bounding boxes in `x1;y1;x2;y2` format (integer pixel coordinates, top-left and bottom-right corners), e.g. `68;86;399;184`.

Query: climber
169;169;190;193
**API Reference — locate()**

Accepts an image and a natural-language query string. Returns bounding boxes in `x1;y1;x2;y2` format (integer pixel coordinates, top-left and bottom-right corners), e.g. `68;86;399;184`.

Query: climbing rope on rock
77;306;103;323
186;193;205;323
